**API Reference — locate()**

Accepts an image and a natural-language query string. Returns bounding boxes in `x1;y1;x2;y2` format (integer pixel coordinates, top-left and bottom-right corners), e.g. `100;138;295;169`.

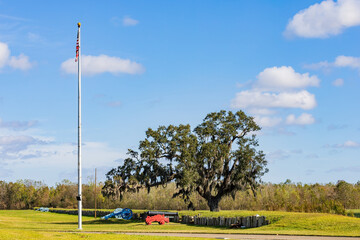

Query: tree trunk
208;197;220;212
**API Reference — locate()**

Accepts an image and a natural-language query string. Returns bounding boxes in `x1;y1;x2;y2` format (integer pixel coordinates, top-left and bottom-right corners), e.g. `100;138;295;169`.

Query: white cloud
303;61;331;70
61;54;144;76
285;0;360;38
305;55;360;73
8;54;33;70
286;113;315;125
343;140;360;148
332;78;344;86
256;66;320;91
0;135;46;158
231;66;319;130
231;90;317;110
325;140;360;148
254;116;282;128
0;116;126;185
0;42;10;68
15;141;126;185
0;42;33;70
334;55;360;68
123;16;139;26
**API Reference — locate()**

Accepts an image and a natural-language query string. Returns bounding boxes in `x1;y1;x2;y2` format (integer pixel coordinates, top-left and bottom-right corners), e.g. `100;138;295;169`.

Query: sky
0;0;359;186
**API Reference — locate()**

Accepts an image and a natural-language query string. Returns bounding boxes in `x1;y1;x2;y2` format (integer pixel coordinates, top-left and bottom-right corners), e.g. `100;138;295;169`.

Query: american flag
75;30;79;62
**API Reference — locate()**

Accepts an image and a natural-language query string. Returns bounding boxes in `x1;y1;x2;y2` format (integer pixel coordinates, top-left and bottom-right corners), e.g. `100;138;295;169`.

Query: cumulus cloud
286;113;315;125
231;66;319;130
332;78;344;86
231;90;316;110
256;66;320;91
0;42;10;68
285;0;360;38
334;55;360;68
123;16;139;26
61;54;144;76
231;66;318;114
8;54;33;70
0;42;33;70
342;140;360;148
305;55;360;73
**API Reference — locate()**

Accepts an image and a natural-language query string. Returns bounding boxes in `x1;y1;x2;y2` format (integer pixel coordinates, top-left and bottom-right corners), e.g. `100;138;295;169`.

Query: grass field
1;210;360;239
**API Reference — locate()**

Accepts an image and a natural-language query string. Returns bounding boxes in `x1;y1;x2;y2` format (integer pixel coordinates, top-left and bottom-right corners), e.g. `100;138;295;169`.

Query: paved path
124;232;360;240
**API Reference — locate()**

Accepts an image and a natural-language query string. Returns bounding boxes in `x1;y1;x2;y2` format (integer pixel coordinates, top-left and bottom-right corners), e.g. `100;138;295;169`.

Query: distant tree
50;180;77;208
102;110;268;211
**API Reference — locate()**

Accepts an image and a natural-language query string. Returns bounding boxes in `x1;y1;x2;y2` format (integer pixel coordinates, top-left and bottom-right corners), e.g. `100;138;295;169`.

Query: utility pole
94;168;97;218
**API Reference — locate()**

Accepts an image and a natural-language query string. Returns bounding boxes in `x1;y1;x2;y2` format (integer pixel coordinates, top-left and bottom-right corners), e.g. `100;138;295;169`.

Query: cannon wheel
120;208;133;220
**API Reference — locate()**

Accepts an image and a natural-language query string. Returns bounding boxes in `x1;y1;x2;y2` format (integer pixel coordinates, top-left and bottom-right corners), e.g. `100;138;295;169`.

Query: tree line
0;179;359;215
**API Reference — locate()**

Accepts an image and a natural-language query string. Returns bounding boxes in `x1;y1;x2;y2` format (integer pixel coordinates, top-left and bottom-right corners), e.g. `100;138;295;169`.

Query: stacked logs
180;215;269;228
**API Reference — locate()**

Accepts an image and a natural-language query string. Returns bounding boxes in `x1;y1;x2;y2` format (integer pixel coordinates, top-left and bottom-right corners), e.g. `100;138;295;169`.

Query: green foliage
0;178;359;216
102;110;268;211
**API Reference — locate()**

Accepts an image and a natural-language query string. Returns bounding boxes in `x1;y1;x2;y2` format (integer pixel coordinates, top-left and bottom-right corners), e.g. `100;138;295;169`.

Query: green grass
0;210;212;240
0;230;213;240
1;210;360;239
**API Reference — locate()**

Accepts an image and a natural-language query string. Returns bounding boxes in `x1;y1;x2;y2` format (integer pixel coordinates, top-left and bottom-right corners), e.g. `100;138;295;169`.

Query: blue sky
0;0;359;186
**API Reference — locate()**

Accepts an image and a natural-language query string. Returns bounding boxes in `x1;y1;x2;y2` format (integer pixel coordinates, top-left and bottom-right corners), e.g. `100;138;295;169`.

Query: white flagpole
77;22;82;230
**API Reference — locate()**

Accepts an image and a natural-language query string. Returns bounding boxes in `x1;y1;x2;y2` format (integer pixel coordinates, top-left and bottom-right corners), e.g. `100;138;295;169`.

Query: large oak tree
102;110;268;211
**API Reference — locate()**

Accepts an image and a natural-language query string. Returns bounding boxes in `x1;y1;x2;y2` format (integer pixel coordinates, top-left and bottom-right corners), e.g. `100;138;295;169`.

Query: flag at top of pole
75;23;80;62
76;22;82;230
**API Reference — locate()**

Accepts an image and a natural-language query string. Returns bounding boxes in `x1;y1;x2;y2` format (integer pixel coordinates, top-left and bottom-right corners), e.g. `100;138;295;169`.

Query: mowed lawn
1;210;360;239
0;210;212;240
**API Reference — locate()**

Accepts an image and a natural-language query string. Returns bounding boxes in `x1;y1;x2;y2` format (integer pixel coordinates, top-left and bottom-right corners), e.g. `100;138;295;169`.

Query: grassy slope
1;210;360;238
0;211;212;240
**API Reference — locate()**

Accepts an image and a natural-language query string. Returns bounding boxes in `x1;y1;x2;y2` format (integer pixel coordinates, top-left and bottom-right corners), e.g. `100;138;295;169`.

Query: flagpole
77;22;82;230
